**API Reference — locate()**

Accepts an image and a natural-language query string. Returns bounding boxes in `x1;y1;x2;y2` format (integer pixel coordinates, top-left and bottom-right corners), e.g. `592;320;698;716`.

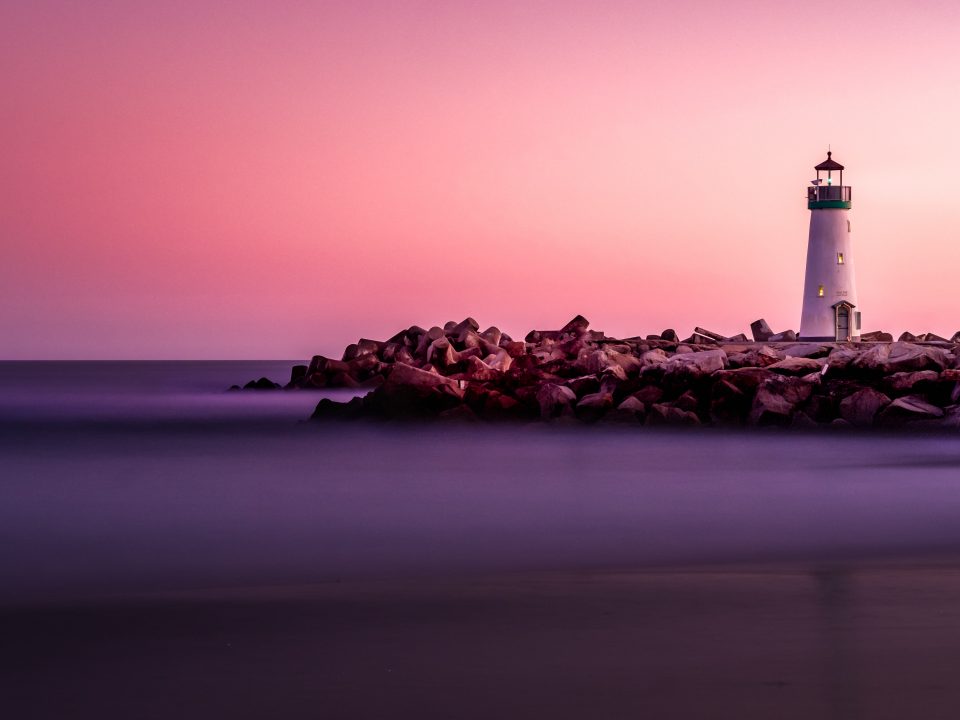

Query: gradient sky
2;0;959;359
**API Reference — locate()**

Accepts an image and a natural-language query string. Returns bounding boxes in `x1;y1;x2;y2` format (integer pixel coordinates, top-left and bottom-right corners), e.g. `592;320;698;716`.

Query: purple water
6;361;960;718
3;361;960;606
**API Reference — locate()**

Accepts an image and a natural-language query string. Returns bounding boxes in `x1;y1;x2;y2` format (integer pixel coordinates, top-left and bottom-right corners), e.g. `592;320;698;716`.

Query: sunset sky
2;0;959;359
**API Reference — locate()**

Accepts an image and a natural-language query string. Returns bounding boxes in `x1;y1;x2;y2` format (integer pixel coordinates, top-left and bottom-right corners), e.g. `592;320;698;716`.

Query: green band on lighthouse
808;200;851;210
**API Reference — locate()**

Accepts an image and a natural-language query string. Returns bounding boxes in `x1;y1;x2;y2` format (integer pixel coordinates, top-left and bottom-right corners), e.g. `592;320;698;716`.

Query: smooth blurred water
3;361;960;606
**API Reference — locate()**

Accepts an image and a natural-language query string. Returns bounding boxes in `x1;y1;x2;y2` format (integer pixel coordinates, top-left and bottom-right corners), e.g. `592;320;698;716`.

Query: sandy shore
6;559;960;719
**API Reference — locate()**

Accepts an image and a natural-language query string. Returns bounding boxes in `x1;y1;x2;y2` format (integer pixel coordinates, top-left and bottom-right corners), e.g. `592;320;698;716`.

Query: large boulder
838;388;891;427
883;370;940;395
768;330;798;342
561;315;590;335
536;383;577;420
749;375;814;426
713;367;776;394
243;377;281;390
766;357;825;376
877;395;945;426
852;342;948;375
754;346;786;367
694;327;727;342
639;348;670;367
861;330;894;342
575;391;614;422
750;318;773;342
415;326;446;359
709;379;749;424
662;349;728;380
461;356;501;383
601;396;646;424
781;343;831;359
646;403;700;426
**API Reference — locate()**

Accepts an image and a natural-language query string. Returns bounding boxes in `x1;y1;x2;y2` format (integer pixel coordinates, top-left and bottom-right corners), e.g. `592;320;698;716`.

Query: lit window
818;285;825;297
837;252;844;264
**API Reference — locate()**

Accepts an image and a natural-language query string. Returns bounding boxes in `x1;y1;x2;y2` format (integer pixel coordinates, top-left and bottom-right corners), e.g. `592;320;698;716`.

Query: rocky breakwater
297;316;960;430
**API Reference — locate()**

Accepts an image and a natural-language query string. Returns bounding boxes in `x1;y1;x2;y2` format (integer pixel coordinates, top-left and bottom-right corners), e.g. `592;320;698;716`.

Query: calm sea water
2;361;960;606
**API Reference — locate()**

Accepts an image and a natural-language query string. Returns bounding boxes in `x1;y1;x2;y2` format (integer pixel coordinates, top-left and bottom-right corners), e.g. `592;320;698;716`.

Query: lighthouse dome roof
815;151;844;171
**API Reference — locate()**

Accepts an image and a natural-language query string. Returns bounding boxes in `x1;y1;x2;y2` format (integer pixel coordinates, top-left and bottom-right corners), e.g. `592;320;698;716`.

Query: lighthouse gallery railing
807;185;851;203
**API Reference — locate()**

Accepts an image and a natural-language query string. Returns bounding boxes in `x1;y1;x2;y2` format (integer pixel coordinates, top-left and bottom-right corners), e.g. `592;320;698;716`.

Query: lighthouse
799;151;860;341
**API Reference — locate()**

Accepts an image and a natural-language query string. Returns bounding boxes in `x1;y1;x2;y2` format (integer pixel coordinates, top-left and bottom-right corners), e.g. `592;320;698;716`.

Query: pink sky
2;0;959;359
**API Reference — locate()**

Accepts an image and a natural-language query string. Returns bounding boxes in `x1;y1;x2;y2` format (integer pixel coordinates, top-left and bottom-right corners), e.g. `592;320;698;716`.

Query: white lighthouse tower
799;151;860;341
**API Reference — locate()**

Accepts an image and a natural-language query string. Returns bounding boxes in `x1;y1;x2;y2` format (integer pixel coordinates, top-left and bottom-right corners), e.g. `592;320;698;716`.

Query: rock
951;331;960;344
640;348;670;366
804;394;837;423
752;346;785;367
601;397;646;424
646;403;701;426
536;383;577;420
709;379;749;424
428;337;459;368
766;357;824;376
725;352;751;369
714;367;776;394
749;375;814;426
694;327;727;342
383;363;463;397
750;319;773;342
883;370;940;395
462;356;501;382
243;377;281;390
781;343;830;359
575;391;614;422
839;388;891;427
477;390;521;419
500;340;527;358
823;348;859;372
561;315;590;335
899;332;918;342
768;330;798;342
480;326;502;346
727;333;749;343
662;349;728;380
791;412;819;430
673;390;699;412
852;342;948;375
289;365;308;384
484;349;513;372
617;396;646;414
631;385;665;405
878;395;945;425
415;326;445;358
660;329;679;342
311;396;366;420
450;317;480;337
861;331;894;342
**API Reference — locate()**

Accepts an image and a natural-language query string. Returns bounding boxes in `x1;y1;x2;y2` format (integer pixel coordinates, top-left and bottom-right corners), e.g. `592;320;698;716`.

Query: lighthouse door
836;306;850;342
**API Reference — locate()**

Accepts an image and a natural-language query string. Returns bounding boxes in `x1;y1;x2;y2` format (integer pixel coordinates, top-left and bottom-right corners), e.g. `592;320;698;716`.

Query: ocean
3;360;960;718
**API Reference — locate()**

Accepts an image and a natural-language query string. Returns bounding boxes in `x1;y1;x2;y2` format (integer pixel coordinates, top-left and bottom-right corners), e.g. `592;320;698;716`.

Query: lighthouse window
847;220;851;232
837;252;844;264
855;312;862;330
818;285;825;298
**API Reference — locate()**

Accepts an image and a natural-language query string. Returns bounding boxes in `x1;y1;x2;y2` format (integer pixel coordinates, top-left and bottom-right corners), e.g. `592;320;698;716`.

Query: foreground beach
4;361;960;717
